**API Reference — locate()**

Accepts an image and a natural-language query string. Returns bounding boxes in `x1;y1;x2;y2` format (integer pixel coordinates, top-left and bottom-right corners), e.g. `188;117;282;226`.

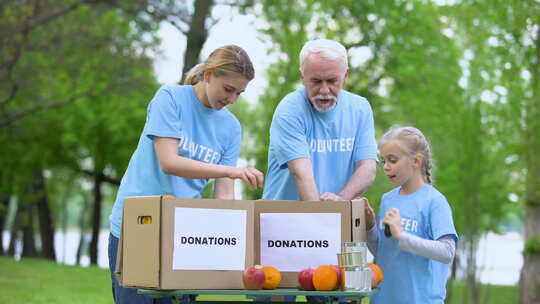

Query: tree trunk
180;0;214;82
21;203;37;257
7;206;20;256
445;252;458;304
0;194;9;255
32;169;56;260
519;25;540;304
76;194;89;265
519;205;540;304
61;185;70;264
0;170;13;255
89;174;102;265
461;235;480;304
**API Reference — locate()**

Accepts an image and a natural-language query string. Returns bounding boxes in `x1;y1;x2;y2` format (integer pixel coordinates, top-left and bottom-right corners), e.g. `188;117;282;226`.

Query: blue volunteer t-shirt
371;184;458;304
109;84;241;238
263;87;377;200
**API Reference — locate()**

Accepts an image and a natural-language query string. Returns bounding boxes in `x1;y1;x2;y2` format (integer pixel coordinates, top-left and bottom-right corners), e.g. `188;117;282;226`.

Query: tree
449;1;539;302
0;0;252;265
0;0;160;262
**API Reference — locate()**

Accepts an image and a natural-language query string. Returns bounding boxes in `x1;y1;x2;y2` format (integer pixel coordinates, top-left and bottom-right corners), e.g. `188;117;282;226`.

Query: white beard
312;95;337;112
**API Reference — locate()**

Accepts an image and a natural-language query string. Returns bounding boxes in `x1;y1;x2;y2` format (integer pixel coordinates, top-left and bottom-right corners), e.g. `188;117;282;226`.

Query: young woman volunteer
107;45;264;304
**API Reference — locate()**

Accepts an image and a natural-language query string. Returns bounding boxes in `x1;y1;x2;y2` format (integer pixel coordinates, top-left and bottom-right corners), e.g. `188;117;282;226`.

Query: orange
312;265;339;291
262;266;281;289
366;263;383;288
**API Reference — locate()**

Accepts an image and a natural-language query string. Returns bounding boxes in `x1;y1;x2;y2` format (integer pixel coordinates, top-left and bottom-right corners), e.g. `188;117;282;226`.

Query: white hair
299;39;348;73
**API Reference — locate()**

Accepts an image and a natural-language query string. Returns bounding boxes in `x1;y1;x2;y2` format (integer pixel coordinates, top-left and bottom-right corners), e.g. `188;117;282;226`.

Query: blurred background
1;0;538;303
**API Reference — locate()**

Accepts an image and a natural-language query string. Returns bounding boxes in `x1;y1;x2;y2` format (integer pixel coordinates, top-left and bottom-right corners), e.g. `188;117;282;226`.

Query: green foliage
524;234;540;256
0;0;161;233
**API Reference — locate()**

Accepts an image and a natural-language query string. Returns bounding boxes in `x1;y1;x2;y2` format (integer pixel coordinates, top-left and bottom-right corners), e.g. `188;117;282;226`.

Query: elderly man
263;39;377;202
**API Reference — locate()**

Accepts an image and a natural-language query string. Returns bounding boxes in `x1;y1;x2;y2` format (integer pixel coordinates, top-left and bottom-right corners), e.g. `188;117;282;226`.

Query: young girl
107;45;264;304
366;126;458;304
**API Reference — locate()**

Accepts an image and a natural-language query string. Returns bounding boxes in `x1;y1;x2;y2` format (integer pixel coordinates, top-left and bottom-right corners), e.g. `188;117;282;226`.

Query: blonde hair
299;39;348;73
183;45;254;85
379;126;434;184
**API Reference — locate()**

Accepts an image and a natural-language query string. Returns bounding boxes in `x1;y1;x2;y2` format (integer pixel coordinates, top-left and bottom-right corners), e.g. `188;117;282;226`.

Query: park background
0;0;538;303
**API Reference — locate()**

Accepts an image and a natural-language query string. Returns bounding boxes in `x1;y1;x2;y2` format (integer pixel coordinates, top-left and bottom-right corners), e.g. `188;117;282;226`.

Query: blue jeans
254;296;297;302
306;296;349;303
108;233;194;304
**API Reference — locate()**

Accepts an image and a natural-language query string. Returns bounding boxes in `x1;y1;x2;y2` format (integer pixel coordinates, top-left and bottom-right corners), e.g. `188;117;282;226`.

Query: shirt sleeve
270;112;310;167
144;86;183;140
353;100;377;163
429;196;459;242
366;225;379;257
219;124;241;167
398;233;456;264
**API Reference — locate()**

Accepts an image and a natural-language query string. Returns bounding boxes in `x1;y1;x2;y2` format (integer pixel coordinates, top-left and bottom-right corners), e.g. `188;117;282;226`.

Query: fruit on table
366;263;383;288
297;268;315;291
262;266;281;290
243;265;266;290
332;265;342;289
313;265;339;291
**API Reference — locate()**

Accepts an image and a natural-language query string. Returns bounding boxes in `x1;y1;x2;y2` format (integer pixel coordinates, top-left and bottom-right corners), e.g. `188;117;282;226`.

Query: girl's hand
382;208;403;240
364;199;376;230
228;167;264;189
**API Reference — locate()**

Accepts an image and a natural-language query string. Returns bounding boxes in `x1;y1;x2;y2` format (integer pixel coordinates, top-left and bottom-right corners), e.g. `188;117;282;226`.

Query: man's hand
320;192;344;201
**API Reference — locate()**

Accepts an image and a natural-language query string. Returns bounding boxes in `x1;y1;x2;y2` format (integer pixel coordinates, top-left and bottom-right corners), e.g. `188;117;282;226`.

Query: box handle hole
355;218;360;227
138;216;152;225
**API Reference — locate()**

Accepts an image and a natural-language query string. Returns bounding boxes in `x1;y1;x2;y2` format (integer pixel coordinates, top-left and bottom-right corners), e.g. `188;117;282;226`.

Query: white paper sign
172;208;246;270
260;213;341;271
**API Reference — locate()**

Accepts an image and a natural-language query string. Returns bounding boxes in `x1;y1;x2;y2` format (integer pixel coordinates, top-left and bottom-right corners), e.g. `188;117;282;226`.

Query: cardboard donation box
116;196;255;290
116;196;366;290
254;199;366;287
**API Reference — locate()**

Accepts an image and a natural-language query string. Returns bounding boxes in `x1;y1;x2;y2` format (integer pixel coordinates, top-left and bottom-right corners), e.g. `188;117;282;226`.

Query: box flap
351;198;367;242
121;196;162;288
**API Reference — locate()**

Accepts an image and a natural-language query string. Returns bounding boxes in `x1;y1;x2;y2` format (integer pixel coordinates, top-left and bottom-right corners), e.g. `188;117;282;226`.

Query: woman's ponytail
183;63;206;85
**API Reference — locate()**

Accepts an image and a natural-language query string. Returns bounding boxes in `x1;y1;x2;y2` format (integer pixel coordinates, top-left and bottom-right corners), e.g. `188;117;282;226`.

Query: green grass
446;281;519;304
0;256;518;303
0;256;112;304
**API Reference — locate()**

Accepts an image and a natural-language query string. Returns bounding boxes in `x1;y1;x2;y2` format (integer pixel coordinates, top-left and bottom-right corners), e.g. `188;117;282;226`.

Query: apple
298;268;315;291
243;265;266;290
332;265;342;288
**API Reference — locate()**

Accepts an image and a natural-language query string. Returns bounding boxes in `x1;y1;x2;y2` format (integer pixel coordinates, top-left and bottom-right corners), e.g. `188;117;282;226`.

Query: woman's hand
320;192;344;201
365;199;377;230
382;208;403;240
228;167;264;189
